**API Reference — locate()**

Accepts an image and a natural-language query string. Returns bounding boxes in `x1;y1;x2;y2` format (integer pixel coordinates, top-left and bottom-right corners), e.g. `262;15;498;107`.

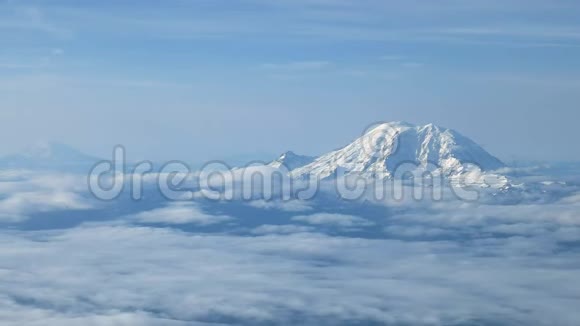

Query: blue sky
1;0;579;162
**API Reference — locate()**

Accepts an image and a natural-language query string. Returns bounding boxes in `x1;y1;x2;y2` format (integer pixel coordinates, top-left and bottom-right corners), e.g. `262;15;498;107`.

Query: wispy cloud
260;61;332;72
380;55;404;61
0;191;91;222
132;202;234;225
0;63;37;69
0;5;73;39
437;25;580;41
0;170;92;222
251;224;315;235
247;199;313;212
292;213;374;227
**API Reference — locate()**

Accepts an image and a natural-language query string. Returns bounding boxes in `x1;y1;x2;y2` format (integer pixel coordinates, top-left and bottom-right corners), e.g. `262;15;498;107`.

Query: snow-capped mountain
0;142;100;171
285;122;506;184
269;151;316;171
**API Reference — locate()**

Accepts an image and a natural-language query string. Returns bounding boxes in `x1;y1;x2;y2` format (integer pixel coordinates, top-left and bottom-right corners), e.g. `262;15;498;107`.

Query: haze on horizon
1;0;579;163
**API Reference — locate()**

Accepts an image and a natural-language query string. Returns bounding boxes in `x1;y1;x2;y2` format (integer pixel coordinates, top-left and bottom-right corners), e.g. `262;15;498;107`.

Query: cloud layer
0;169;579;325
0;224;579;325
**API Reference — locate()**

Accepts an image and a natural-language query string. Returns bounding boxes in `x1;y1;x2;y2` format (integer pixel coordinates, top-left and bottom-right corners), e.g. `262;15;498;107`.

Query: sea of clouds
0;167;579;325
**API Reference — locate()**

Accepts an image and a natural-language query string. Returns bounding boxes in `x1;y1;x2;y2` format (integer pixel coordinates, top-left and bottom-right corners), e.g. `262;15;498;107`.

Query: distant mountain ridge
0;142;100;171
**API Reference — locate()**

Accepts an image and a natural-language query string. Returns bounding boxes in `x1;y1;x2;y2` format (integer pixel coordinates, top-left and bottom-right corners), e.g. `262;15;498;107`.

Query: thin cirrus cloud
260;61;332;72
4;1;578;45
0;1;579;161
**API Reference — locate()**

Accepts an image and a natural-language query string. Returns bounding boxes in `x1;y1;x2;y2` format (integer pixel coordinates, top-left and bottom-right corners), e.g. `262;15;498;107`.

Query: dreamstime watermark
88;123;505;203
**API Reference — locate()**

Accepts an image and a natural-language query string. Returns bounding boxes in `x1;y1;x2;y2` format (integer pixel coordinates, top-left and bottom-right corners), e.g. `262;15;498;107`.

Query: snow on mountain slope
269;151;316;171
289;122;506;185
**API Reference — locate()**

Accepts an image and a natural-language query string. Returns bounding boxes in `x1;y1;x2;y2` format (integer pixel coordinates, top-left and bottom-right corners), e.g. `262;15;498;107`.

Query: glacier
270;122;508;188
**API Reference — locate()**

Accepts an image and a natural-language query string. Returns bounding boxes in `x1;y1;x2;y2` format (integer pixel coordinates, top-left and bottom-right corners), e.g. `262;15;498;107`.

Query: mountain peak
22;142;83;160
289;121;506;182
280;151;299;158
269;151;316;171
0;142;99;171
367;121;414;133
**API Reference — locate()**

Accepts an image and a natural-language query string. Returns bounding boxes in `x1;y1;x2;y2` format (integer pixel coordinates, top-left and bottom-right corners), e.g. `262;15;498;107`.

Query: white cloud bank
131;202;234;225
0;225;579;325
1;169;580;325
251;224;314;235
0;170;93;222
292;213;375;227
247;199;313;212
0;191;91;222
